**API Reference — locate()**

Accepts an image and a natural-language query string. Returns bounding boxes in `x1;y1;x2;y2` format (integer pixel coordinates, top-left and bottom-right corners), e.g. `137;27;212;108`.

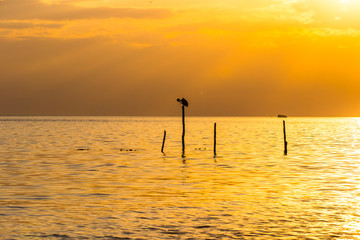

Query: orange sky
1;0;360;116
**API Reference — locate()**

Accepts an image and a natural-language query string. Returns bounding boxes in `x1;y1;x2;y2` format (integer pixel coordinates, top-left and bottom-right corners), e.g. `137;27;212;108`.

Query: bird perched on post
177;98;189;107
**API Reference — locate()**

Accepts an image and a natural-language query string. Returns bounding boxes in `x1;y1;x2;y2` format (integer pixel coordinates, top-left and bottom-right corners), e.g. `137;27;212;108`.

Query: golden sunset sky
1;0;360;116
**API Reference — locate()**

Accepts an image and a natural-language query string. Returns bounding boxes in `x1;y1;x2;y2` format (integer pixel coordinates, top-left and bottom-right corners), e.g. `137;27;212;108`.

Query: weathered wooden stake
177;98;188;157
214;122;217;156
182;105;185;156
161;130;166;153
283;120;288;155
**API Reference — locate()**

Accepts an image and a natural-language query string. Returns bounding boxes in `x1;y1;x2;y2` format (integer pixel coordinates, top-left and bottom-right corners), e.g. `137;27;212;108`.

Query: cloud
0;21;64;29
0;0;173;21
290;0;360;27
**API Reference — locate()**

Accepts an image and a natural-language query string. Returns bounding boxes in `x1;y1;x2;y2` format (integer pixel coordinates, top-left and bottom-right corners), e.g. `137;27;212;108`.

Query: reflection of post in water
177;98;188;157
214;122;217;156
161;130;166;153
283;120;288;155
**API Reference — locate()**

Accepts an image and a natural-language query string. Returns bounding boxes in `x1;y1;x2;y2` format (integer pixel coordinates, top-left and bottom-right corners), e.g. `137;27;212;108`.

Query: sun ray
340;0;351;4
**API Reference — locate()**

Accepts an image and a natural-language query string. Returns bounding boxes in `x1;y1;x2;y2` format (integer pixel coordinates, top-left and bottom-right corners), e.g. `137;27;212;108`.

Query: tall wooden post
161;130;166;153
214;122;217;156
182;105;185;156
177;98;188;157
283;120;288;155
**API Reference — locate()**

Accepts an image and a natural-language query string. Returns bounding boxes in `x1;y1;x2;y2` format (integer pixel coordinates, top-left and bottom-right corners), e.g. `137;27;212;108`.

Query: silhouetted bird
177;98;188;107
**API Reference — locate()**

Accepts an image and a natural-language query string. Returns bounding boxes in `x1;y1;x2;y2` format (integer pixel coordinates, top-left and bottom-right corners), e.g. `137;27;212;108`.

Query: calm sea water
1;116;360;239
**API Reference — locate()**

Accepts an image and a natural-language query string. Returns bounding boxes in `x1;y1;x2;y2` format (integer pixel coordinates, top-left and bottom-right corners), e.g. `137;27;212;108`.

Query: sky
1;0;360;116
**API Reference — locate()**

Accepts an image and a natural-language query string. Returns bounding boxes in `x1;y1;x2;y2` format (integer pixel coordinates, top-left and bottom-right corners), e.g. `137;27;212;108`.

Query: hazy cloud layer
0;21;64;29
1;36;359;116
0;0;173;20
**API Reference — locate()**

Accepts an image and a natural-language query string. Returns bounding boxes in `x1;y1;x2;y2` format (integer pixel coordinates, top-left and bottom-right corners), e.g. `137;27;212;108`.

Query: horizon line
0;115;360;118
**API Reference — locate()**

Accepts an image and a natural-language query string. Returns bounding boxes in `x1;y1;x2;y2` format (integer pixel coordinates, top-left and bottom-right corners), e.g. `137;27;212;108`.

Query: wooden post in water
214;122;217;156
177;98;188;157
283;120;288;155
181;105;185;156
161;130;166;153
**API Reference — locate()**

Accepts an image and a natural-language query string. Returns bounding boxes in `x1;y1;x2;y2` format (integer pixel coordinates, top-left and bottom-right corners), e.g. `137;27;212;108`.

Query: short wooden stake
283;120;288;155
214;123;217;156
161;130;166;153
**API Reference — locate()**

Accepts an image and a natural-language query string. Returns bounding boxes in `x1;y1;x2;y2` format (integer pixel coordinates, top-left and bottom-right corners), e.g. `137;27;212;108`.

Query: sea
1;116;360;239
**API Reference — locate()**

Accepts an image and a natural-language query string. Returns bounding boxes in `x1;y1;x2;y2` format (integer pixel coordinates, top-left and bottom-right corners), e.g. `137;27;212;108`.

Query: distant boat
277;114;287;118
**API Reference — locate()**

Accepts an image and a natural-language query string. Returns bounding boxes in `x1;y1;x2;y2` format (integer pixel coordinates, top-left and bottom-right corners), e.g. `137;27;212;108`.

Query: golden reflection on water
1;117;360;239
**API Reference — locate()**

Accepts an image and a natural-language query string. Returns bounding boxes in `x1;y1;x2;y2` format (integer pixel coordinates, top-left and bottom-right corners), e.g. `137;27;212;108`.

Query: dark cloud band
0;0;173;20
